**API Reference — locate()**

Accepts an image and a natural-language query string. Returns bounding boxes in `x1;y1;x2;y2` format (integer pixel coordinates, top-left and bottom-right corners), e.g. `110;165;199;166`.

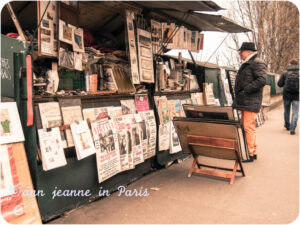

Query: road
50;105;299;224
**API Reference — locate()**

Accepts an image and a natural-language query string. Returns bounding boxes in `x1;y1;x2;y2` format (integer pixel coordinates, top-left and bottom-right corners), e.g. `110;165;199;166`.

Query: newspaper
107;107;123;119
38;128;67;170
139;110;157;159
38;102;62;128
114;116;130;171
70;120;96;160
169;122;182;154
83;107;109;122
120;99;137;114
61;105;83;147
130;114;144;165
158;122;170;151
124;114;135;169
91;119;121;183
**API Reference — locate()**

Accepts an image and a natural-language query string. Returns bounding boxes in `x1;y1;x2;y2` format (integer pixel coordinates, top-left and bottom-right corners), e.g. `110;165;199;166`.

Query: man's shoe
253;154;257;160
290;130;296;135
285;125;290;130
243;156;254;163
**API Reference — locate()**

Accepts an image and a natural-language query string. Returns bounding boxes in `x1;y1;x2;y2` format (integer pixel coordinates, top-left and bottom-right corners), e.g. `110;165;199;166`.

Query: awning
157;10;252;33
128;1;223;12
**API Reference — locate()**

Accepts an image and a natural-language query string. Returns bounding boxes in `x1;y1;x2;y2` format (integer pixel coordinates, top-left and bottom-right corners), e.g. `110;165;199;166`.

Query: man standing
277;59;299;135
233;42;267;162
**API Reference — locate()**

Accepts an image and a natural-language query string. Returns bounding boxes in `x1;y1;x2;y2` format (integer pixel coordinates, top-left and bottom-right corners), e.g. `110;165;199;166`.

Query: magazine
91;119;121;183
38;102;62;128
70;120;96;160
135;94;150;112
120;99;137;115
82;107;109;122
124;114;135;169
38;128;67;170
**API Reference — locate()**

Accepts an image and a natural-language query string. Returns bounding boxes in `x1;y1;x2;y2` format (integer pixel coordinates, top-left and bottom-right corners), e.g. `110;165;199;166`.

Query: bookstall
1;1;251;221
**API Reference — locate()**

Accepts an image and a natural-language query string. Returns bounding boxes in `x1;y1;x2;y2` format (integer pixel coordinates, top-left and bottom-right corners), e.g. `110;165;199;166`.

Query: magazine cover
155;96;170;124
1;144;25;221
139;110;157;159
0;102;25;145
38;128;67;171
91;119;121;183
70;120;96;160
107;107;123;119
169;122;182;154
83;107;109;122
135;94;149;112
114;116;130;171
38;102;62;128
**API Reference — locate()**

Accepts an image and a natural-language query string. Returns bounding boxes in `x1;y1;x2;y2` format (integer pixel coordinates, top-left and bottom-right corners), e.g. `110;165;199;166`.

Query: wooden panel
187;135;237;150
8;143;42;224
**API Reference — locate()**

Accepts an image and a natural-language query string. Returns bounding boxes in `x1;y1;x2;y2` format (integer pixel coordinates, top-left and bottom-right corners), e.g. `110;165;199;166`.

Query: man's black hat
238;42;257;51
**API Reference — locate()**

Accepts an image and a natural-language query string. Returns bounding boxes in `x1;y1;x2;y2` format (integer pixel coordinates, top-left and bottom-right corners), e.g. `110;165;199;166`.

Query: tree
219;1;299;74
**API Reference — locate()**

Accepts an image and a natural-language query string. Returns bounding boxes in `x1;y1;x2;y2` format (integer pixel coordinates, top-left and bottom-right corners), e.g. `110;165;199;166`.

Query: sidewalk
50;104;299;224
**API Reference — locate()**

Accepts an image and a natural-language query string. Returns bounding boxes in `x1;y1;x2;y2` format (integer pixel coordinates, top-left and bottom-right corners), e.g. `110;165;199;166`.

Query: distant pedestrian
277;58;299;135
232;42;267;162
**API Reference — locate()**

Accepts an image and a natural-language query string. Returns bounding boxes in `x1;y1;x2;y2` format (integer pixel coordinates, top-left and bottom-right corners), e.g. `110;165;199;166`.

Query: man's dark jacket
277;64;299;100
232;54;267;113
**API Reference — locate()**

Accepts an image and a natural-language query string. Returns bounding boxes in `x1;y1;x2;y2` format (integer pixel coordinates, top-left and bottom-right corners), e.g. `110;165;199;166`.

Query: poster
169;122;182;154
137;29;154;83
39;1;57;57
61;105;83;147
155;96;170;124
125;10;140;84
91;119;121;183
70;120;96;160
72;27;84;53
59;19;73;44
0;102;24;145
139;110;157;160
135;94;149;112
38;128;67;171
158;122;171;151
151;20;163;55
0;144;25;221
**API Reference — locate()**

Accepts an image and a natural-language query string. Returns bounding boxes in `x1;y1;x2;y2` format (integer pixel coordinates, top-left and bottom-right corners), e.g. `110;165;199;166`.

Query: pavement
50;105;299;224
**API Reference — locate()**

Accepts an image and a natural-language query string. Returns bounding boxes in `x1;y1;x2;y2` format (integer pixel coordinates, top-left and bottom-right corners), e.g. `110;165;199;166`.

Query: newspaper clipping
158;122;171;151
169;122;182;154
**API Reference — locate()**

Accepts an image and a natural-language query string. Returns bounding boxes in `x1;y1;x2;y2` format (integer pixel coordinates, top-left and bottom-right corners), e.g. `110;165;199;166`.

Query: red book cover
1;144;25;221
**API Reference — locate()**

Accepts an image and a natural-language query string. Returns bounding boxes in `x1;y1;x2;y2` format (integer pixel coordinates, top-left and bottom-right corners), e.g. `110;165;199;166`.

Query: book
70;120;96;160
38;128;67;171
135;94;150;112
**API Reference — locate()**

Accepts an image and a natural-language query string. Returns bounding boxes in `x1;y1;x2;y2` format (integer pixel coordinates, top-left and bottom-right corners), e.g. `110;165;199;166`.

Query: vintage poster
151;20;163;55
83;107;109;122
125;10;140;84
61;105;83;147
39;1;57;57
162;22;176;49
130;116;144;165
72;27;84;53
155;96;170;124
139;110;157;159
120;100;137;115
158;122;171;151
91;119;121;183
114;116;130;171
70;120;96;160
38;102;62;128
135;94;149;112
136;116;148;158
59;19;73;44
0;102;25;145
137;29;154;83
1;144;25;221
169;122;182;154
38;128;67;171
124;114;135;169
